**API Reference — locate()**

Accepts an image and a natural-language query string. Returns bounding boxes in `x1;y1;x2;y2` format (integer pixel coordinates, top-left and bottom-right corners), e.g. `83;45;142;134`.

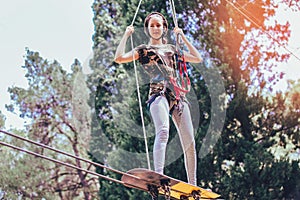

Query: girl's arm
173;27;202;63
114;25;139;64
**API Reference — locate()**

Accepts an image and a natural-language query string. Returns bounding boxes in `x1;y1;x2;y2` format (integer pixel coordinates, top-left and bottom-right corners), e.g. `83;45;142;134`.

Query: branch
49;171;78;181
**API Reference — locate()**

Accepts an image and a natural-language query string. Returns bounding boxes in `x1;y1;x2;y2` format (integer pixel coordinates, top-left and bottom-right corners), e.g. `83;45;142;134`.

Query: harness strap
168;0;191;99
169;51;191;100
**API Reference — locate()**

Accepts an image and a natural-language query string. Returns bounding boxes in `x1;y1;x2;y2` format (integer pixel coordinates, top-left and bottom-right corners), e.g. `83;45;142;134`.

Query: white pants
149;96;197;185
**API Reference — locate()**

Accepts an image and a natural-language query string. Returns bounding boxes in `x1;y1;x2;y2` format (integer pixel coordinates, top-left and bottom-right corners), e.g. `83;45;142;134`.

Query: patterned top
135;44;178;101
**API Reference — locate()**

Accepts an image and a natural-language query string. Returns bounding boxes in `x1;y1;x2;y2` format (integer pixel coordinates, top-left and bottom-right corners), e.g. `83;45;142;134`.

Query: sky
274;5;300;83
0;1;299;129
0;0;94;128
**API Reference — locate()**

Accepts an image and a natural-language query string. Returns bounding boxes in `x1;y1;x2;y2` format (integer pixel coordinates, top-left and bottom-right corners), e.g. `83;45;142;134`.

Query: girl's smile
148;16;164;40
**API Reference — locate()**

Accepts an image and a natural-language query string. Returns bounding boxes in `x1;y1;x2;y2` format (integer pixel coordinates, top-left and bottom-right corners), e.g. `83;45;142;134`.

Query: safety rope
130;0;151;170
169;0;180;50
169;0;178;27
130;0;143;26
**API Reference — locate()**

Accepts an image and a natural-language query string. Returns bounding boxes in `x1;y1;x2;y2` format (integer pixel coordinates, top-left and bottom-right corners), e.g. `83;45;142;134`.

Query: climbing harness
128;0;192;170
169;50;191;100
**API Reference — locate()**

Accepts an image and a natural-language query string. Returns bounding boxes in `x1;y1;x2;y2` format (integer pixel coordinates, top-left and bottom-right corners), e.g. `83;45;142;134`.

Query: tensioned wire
225;0;300;62
129;0;151;170
0;129;218;198
0;130;141;185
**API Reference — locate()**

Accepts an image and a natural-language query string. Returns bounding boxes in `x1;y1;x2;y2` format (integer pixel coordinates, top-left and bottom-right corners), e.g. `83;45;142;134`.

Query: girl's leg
149;96;170;174
172;102;197;185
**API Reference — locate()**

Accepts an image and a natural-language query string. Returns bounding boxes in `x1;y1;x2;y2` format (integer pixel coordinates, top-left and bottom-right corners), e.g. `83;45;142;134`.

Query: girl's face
148;16;165;40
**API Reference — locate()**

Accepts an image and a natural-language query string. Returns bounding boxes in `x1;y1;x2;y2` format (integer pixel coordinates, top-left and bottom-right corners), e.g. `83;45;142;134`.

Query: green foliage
2;0;298;199
90;0;300;199
0;111;5;128
2;50;99;199
0;129;55;199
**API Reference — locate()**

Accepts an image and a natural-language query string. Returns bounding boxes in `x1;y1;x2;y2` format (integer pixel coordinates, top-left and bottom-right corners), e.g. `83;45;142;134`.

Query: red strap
169;53;191;100
169;77;189;100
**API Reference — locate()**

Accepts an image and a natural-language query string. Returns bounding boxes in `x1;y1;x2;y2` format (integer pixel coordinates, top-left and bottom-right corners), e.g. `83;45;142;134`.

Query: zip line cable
0;140;124;185
129;0;152;170
0;130;140;181
0;130;211;198
225;0;300;62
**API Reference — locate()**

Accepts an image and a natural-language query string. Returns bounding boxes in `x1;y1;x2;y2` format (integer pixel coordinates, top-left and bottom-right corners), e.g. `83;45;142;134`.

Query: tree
192;0;300;199
1;49;99;200
0;129;54;199
0;111;5;129
89;0;300;199
89;1;166;199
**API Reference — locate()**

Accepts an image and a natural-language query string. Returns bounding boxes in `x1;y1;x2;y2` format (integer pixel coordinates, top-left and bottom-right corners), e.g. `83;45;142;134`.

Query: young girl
114;12;202;186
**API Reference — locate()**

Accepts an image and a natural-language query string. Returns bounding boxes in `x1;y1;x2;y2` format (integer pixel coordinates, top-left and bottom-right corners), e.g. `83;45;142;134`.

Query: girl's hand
173;26;184;35
125;25;134;37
